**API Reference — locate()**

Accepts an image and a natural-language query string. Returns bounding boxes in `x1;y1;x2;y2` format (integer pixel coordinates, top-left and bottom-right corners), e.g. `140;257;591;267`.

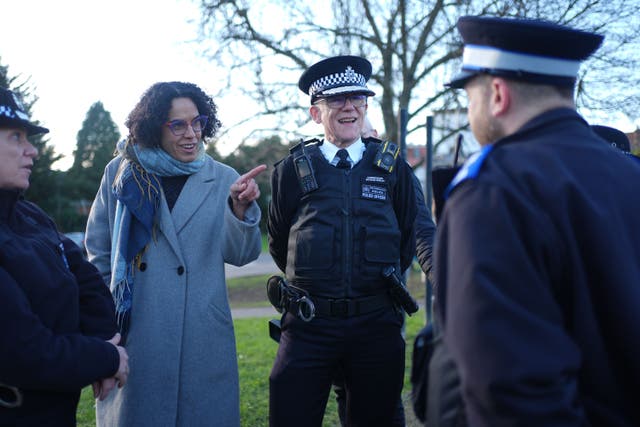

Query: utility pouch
267;275;286;313
268;318;282;343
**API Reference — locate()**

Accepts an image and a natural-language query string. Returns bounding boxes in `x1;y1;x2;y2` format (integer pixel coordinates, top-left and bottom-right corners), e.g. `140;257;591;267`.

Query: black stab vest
286;142;401;299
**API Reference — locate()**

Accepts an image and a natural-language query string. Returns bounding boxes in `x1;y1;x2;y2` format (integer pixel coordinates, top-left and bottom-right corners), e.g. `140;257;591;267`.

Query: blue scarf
110;139;205;343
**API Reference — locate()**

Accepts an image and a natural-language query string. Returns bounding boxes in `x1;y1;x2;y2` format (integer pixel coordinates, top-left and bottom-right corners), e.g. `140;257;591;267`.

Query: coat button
177;266;185;275
139;262;147;272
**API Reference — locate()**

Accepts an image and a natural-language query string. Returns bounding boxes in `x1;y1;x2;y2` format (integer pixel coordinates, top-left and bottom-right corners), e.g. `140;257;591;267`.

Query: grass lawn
76;266;429;426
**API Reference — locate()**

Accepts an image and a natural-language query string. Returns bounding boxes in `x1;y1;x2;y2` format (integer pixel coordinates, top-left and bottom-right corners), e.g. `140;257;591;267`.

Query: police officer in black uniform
434;17;640;426
268;55;417;426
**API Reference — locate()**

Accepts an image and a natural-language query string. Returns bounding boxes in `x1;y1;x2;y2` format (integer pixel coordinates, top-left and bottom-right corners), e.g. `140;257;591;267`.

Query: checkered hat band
463;44;580;77
309;66;367;96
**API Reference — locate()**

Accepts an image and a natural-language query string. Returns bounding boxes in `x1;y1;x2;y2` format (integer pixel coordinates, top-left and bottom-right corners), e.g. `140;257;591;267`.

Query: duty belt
266;276;395;322
288;294;393;319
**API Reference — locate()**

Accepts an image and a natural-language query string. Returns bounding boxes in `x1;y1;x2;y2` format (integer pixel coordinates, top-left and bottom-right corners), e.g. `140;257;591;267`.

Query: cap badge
344;66;356;80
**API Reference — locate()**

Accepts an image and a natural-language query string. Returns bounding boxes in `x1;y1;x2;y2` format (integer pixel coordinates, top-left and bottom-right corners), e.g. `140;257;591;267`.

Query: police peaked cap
299;55;375;104
0;87;49;136
592;125;631;153
447;16;604;88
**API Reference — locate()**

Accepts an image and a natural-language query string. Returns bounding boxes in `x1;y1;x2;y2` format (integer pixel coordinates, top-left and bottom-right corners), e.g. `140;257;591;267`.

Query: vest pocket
291;224;335;277
360;227;400;277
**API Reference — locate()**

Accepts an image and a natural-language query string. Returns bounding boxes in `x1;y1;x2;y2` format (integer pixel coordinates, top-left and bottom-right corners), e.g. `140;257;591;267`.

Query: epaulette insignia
444;144;494;199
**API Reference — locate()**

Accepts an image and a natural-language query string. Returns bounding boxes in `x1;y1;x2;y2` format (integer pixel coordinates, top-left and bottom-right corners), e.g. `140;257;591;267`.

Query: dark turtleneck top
161;175;189;211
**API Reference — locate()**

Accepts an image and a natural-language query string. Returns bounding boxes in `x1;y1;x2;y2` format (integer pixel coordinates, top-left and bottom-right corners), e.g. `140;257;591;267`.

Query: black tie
336;149;351;169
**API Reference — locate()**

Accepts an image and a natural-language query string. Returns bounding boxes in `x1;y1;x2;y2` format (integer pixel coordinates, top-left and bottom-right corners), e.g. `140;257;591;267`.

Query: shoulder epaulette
444;144;494;199
626;152;640;166
289;138;321;155
363;136;383;146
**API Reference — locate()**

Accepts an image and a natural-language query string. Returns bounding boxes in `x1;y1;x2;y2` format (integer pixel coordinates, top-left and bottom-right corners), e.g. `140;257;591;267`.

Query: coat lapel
157;198;181;261
157;159;218;259
171;159;217;234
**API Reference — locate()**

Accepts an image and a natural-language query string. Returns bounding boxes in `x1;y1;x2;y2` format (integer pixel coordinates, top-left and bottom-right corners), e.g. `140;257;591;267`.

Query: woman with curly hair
86;81;265;426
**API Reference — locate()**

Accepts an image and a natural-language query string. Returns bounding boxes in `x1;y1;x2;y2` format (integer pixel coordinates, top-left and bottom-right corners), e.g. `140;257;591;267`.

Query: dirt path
225;252;279;279
231;306;280;319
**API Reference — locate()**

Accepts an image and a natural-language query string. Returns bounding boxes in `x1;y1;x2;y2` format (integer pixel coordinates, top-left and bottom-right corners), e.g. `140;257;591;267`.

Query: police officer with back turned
267;55;417;426
435;16;640;426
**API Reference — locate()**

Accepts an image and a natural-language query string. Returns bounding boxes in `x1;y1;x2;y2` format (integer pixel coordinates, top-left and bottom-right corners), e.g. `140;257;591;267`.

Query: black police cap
447;16;604;88
0;87;49;136
298;55;375;104
592;125;631;153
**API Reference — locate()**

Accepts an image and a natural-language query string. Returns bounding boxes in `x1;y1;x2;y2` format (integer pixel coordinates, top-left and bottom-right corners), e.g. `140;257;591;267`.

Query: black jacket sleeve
62;235;117;340
393;160;417;272
267;157;302;273
411;174;436;280
0;268;120;391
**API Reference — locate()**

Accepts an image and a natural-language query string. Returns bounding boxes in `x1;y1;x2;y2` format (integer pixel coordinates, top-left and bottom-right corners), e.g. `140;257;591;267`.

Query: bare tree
197;0;640;151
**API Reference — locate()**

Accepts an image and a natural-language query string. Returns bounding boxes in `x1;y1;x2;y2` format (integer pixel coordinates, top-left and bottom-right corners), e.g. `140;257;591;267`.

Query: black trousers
269;308;405;427
334;376;406;427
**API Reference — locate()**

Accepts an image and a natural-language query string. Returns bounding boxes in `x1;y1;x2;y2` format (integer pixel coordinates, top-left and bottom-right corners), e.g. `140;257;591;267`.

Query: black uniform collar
495;108;588;148
0;189;21;223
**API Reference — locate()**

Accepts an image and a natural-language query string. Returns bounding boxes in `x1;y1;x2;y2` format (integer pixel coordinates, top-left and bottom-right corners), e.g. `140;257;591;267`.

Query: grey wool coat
85;155;262;427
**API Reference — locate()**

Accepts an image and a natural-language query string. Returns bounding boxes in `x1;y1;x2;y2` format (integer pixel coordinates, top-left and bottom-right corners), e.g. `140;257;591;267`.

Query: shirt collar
320;138;366;166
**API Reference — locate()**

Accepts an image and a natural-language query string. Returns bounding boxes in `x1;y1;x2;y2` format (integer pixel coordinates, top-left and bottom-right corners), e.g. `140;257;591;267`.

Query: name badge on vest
361;176;388;201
